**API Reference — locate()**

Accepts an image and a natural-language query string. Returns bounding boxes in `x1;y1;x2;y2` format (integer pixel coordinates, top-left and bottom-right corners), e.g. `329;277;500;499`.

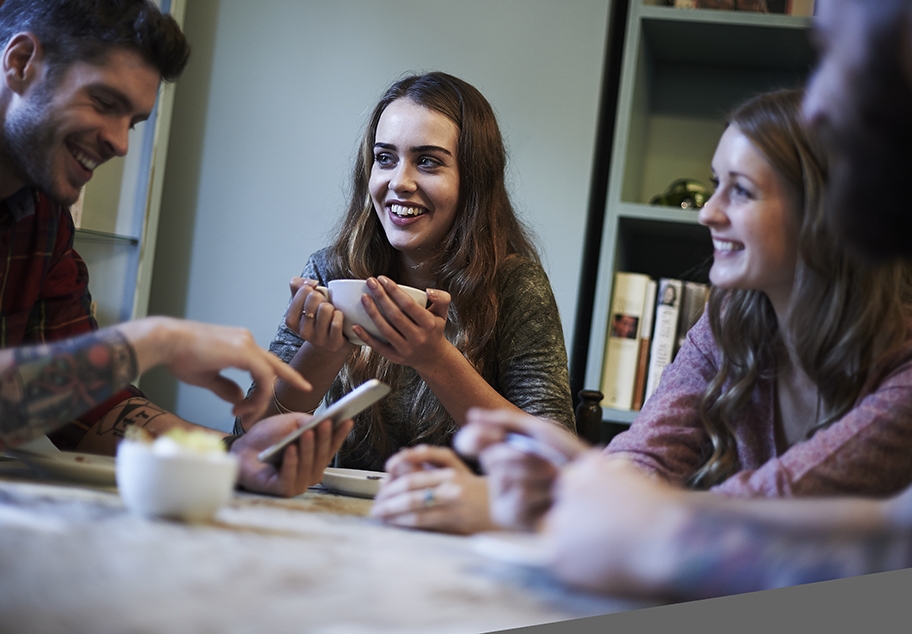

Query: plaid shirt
0;187;96;345
1;187;140;448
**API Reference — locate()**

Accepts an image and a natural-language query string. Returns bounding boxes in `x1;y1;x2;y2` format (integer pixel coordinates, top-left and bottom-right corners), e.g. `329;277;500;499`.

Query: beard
0;82;80;207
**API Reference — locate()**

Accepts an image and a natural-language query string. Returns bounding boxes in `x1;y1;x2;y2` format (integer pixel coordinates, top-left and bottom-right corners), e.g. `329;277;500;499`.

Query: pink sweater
605;311;912;497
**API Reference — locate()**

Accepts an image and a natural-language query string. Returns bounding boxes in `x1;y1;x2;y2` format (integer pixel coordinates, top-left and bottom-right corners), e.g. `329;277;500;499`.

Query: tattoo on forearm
0;329;138;447
668;511;912;598
95;398;168;438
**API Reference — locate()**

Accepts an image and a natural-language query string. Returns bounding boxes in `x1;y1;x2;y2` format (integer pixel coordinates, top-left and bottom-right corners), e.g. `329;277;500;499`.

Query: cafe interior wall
143;0;612;431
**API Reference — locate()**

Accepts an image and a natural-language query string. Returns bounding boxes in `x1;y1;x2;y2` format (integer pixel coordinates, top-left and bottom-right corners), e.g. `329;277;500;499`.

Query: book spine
644;278;683;402
631;280;657;411
674;282;710;358
787;0;815;16
600;272;652;411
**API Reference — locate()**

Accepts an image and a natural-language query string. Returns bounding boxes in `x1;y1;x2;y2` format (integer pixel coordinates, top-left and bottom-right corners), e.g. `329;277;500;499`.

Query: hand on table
454;408;589;531
284;277;354;355
370;445;497;535
540;451;688;596
352;276;450;370
230;413;353;497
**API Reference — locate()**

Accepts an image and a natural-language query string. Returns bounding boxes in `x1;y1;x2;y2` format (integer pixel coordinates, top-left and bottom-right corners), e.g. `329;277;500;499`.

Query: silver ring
422;487;435;508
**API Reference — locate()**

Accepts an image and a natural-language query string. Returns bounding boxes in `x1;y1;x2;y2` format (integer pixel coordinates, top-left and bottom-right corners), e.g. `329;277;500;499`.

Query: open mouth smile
712;238;744;253
69;145;100;173
390;203;427;218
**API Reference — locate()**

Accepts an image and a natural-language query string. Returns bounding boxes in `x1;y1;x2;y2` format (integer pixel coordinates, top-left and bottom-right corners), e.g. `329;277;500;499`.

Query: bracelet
273;378;318;415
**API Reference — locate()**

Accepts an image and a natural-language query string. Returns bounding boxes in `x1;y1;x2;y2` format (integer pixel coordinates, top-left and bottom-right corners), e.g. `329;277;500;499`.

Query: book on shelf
787;0;815;16
644;278;683;403
631;279;657;411
674;281;710;358
600;272;652;411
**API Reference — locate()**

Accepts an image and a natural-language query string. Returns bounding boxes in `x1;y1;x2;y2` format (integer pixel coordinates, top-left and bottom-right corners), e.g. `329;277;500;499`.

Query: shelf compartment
583;2;814;399
613;213;712;284
617;7;815;206
640;7;815;72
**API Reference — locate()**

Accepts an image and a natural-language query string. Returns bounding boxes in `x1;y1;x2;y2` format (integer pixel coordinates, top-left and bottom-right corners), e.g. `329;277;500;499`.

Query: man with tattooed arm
0;0;350;496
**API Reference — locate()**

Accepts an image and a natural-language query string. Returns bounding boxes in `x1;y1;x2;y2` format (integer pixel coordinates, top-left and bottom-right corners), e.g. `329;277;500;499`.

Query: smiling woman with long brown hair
457;88;912;537
237;72;575;534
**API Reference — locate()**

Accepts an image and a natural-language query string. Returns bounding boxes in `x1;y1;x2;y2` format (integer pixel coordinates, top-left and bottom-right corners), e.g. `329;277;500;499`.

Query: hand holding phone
257;379;391;465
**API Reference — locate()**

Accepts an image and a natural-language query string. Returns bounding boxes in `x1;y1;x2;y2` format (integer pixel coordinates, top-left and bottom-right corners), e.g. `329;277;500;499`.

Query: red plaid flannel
1;187;141;449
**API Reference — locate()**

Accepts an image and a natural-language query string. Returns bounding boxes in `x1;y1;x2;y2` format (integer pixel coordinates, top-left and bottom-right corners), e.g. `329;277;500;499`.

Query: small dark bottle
575;389;604;445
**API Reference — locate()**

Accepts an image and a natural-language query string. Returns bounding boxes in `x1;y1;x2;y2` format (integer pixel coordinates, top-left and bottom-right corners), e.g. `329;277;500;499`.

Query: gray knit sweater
244;247;575;471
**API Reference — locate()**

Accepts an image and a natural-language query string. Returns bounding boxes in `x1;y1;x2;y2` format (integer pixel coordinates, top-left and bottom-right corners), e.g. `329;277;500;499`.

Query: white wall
144;0;610;431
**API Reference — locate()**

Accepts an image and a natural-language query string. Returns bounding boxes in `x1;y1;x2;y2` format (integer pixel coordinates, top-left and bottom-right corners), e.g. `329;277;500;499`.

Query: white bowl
116;440;239;522
325;279;427;346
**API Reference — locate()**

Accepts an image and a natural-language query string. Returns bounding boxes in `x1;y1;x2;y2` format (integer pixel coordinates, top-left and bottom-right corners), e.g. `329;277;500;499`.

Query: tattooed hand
0;316;312;452
119;317;312;427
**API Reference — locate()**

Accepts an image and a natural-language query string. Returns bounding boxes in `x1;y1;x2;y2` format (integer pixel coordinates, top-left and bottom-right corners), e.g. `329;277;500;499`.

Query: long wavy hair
689;88;912;489
323;72;540;465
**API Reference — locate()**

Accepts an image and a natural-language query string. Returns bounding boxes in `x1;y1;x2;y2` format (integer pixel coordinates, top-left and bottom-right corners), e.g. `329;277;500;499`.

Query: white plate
9;450;116;487
471;531;551;568
320;467;387;499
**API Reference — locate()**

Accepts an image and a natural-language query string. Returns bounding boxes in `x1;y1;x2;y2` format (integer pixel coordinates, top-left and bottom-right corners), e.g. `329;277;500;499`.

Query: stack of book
600;271;710;411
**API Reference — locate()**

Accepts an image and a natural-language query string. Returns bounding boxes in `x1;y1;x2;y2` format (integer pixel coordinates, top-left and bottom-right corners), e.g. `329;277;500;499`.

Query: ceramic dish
9;450;117;487
320;467;387;499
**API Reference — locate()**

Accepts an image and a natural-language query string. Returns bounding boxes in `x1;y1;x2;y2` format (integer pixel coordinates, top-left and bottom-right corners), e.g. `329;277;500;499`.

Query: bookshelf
584;1;816;427
71;0;184;329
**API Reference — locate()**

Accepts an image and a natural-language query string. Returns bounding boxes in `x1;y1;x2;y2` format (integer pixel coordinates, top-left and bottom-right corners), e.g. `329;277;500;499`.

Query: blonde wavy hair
689;89;912;489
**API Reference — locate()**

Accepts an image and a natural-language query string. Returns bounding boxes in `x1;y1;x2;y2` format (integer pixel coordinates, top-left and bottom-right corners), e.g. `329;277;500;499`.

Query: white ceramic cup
116;441;239;523
314;279;427;346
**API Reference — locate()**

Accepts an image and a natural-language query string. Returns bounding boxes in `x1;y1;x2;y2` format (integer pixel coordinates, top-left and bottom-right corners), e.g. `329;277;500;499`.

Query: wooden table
0;458;650;633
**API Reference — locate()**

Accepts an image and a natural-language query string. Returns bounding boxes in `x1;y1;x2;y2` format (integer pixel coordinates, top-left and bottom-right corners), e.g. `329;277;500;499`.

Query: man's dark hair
0;0;189;82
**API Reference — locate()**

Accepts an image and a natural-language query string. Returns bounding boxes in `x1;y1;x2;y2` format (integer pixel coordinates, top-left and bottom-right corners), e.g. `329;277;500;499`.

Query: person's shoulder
496;255;548;285
495;256;558;311
309;246;333;265
309;245;355;282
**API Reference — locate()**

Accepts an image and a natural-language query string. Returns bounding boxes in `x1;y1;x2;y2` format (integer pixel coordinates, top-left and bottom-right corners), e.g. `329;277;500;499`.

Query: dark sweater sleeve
493;259;575;433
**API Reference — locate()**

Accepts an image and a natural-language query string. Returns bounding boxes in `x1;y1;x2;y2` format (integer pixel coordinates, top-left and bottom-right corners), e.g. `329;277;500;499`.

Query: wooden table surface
0;458;651;633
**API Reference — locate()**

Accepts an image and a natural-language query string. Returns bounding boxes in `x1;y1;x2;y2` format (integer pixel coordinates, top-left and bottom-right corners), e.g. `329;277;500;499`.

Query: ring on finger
303;311;315;319
422;487;436;508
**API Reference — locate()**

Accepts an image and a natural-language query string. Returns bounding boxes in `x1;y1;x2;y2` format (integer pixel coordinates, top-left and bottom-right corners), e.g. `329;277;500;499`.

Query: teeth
391;204;425;217
713;239;743;252
71;147;98;171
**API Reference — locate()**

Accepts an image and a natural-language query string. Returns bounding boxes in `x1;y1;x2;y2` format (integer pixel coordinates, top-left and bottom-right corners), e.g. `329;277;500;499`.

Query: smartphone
257;379;390;465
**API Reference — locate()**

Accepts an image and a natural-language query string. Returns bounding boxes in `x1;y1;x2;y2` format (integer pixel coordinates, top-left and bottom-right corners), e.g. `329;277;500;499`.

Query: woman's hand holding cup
285;277;352;354
354;276;448;369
